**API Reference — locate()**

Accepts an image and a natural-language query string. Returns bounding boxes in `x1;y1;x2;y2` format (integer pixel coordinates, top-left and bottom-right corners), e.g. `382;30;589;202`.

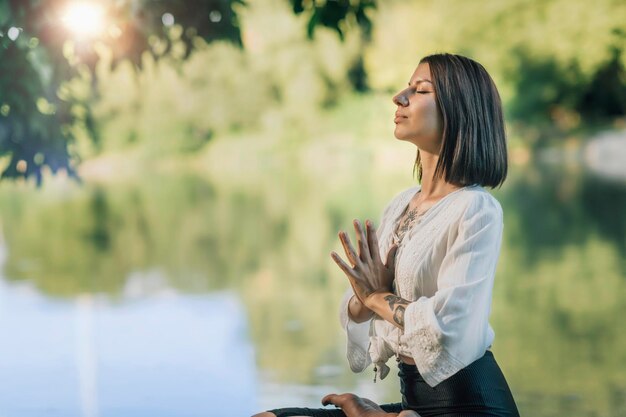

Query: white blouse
339;184;503;387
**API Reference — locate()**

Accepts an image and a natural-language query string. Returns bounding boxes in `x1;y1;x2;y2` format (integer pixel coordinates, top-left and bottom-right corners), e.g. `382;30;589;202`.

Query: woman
254;53;519;417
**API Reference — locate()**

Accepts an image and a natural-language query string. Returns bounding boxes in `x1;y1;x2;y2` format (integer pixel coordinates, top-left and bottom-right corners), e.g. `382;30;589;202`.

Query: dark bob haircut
414;53;507;188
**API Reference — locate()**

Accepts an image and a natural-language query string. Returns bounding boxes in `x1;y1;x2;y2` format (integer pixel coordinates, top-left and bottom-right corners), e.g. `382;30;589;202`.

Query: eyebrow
408;79;433;87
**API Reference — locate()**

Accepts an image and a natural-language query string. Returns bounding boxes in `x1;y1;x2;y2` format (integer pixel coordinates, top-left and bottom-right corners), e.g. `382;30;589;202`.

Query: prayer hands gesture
331;219;399;308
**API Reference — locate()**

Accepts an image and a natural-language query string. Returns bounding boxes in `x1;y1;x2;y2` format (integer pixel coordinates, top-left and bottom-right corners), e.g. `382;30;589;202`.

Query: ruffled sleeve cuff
402;296;466;387
339;288;372;373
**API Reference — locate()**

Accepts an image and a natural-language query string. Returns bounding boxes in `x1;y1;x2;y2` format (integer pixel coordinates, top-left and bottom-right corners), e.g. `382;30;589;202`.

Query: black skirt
267;350;519;417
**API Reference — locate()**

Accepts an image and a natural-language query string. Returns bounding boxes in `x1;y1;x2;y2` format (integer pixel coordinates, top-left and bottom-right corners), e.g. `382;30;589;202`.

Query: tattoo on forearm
384;295;409;327
393;306;406;327
384;295;409;310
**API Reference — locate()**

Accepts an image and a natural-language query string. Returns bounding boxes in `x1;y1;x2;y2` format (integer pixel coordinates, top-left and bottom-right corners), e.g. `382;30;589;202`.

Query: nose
392;91;409;107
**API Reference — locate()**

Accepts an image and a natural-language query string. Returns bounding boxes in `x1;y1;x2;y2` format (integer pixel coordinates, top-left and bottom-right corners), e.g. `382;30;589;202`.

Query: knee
251;413;276;417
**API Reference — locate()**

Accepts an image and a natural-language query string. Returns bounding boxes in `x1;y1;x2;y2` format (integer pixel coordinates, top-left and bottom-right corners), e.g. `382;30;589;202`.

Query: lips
394;112;407;123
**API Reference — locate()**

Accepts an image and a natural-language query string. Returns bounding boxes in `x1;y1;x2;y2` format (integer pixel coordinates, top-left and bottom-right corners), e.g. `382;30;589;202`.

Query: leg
399;351;519;416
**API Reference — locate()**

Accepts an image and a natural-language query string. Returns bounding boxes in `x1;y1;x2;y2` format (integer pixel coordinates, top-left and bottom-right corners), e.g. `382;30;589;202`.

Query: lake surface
0;151;624;417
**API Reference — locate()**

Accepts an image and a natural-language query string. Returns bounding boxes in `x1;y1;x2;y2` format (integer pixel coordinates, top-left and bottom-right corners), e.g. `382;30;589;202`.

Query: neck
418;149;459;197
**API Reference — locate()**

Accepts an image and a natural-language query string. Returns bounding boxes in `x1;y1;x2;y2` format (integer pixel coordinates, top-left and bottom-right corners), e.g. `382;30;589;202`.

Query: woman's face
391;62;443;152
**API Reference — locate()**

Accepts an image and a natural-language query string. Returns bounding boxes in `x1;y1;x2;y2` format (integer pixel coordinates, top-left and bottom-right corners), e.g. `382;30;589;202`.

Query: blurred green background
1;0;625;416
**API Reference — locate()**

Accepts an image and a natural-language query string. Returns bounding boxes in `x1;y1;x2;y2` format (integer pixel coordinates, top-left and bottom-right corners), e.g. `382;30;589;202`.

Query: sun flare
61;2;105;37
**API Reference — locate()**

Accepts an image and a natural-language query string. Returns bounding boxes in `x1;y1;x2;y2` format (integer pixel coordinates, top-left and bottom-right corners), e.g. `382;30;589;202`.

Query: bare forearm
348;295;374;323
365;291;409;329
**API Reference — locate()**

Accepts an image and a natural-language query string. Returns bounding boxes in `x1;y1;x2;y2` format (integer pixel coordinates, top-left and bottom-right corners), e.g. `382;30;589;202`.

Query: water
0;155;624;417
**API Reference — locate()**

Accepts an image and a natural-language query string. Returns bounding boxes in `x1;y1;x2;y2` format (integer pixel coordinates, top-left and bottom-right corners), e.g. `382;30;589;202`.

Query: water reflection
502;161;626;266
0;275;257;416
0;158;624;416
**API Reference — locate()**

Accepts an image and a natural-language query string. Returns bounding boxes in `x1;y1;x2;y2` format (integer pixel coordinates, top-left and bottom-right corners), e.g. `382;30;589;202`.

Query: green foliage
288;0;376;41
0;0;246;182
87;0;367;158
2;0;626;182
289;0;377;92
505;41;626;124
0;0;379;183
366;0;626;133
0;40;77;184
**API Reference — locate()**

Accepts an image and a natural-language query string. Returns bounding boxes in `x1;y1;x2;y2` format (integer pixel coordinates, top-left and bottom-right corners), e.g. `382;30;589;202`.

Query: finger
330;251;359;281
398;411;421;417
331;252;370;303
366;220;382;264
386;244;399;270
338;231;359;266
321;393;340;407
353;219;369;262
321;393;356;408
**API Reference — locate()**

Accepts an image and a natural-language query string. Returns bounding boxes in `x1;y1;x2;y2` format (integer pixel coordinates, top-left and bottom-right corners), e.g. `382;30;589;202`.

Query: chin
392;130;413;142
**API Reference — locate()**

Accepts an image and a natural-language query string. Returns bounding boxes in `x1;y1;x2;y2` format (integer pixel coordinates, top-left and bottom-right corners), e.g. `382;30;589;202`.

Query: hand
321;393;388;417
331;219;399;307
321;393;420;417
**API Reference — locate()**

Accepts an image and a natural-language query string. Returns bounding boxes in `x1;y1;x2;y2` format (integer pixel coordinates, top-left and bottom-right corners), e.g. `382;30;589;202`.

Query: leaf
291;0;305;14
307;7;320;40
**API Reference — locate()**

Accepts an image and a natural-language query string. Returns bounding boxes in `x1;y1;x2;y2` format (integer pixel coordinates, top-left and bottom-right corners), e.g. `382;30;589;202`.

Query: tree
0;0;376;183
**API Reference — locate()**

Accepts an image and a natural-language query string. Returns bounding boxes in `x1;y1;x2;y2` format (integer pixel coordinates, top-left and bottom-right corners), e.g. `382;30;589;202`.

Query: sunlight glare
61;2;105;38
